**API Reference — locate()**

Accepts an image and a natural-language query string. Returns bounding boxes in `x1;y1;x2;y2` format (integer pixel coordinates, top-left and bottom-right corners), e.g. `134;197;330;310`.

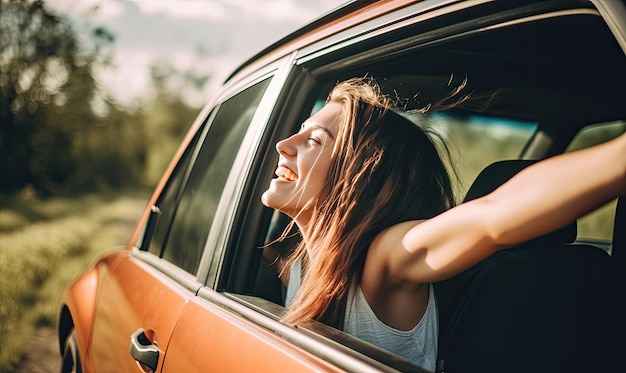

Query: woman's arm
378;131;626;284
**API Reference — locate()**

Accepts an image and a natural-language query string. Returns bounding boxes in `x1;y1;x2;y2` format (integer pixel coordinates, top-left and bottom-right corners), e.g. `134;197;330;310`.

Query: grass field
0;191;148;373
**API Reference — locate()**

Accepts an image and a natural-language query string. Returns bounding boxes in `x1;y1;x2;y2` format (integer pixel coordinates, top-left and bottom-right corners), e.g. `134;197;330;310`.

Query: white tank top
285;259;438;372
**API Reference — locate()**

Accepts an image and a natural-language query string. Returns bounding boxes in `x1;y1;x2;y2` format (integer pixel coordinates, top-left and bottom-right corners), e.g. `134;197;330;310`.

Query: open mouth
275;165;297;182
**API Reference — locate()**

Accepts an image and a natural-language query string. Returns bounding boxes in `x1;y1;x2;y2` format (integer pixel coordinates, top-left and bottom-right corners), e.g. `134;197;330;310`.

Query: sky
47;0;346;107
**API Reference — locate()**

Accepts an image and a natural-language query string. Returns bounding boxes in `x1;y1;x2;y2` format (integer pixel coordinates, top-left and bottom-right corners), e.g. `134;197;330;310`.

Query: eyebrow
302;124;335;140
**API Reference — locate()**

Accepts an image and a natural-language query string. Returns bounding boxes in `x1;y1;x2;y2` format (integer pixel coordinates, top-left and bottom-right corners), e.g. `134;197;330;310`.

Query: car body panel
58;267;99;369
88;253;193;372
160;295;345;373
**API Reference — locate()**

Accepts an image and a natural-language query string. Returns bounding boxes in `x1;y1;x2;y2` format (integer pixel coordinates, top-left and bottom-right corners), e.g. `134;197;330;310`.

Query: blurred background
0;0;344;371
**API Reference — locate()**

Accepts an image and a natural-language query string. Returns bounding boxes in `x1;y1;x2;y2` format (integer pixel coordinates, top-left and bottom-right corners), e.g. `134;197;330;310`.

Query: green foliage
143;60;205;185
0;192;146;372
0;0;147;195
0;1;207;196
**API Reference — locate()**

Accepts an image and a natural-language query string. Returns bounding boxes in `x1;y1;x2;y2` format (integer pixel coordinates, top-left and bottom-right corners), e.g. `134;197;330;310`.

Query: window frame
160;78;273;274
210;1;626;370
130;56;295;289
218;0;625;295
198;54;299;288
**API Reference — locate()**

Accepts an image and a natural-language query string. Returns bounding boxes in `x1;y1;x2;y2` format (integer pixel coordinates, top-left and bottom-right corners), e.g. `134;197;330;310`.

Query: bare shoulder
361;220;430;326
374;220;426;252
362;220;427;288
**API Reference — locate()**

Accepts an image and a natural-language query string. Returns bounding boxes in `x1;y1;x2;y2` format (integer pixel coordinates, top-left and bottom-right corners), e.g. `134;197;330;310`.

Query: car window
153;78;271;274
144;123;204;257
566;120;626;244
215;4;626;371
406;112;537;200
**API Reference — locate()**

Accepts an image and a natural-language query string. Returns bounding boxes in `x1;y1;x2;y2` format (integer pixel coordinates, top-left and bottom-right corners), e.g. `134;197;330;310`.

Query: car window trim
212;58;291;107
131;249;203;294
197;52;299;288
131;57;292;284
590;0;626;53
295;0;482;65
150;112;216;257
169;64;281;275
304;7;602;77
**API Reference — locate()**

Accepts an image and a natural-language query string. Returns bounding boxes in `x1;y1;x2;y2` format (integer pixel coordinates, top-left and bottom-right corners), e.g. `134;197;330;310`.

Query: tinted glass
432;113;537;198
162;78;271;273
145;124;203;255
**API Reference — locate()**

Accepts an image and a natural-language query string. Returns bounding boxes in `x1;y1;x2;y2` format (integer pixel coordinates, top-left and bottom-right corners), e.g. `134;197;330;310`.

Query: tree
0;0;145;195
143;60;209;185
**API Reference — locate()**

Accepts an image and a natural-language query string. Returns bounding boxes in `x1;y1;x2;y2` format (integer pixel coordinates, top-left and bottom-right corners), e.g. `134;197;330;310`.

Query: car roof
222;0;625;140
224;0;421;83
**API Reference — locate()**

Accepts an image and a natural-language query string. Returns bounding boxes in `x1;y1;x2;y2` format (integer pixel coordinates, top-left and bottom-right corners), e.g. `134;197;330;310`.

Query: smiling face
261;101;342;226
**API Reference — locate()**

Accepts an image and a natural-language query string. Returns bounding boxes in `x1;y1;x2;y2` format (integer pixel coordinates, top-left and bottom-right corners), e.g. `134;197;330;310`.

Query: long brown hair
282;77;456;328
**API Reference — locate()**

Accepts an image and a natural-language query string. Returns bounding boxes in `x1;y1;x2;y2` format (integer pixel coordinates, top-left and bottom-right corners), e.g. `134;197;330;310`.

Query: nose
276;134;297;157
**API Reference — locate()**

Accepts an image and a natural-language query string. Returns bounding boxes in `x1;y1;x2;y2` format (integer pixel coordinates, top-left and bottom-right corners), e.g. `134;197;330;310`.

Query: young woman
260;77;626;371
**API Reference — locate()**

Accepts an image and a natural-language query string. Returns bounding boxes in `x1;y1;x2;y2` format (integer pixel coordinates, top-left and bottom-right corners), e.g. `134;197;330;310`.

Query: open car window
213;2;626;371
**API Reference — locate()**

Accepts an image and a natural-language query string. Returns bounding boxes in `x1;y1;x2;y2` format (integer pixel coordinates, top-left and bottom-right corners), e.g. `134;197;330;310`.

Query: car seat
434;160;624;373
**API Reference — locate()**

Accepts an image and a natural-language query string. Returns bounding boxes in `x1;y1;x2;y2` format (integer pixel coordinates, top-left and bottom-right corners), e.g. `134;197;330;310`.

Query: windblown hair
282;77;456;329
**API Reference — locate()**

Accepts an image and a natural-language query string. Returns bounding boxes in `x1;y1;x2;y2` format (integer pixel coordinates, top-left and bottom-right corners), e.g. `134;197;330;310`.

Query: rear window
407;112;537;199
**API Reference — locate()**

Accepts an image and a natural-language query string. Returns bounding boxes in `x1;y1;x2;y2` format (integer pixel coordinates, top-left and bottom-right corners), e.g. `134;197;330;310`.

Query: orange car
58;0;626;372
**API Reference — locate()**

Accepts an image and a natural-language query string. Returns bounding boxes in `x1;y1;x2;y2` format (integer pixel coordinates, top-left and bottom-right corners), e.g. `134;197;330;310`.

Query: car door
87;67;276;372
87;121;204;372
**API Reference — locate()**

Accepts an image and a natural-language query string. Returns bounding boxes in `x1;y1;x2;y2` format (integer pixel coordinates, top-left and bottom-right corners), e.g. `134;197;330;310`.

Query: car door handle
129;329;159;371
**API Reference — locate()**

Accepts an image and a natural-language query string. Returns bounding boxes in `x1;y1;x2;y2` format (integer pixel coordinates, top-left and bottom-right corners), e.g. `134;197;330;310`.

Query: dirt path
15;326;59;373
14;196;147;373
